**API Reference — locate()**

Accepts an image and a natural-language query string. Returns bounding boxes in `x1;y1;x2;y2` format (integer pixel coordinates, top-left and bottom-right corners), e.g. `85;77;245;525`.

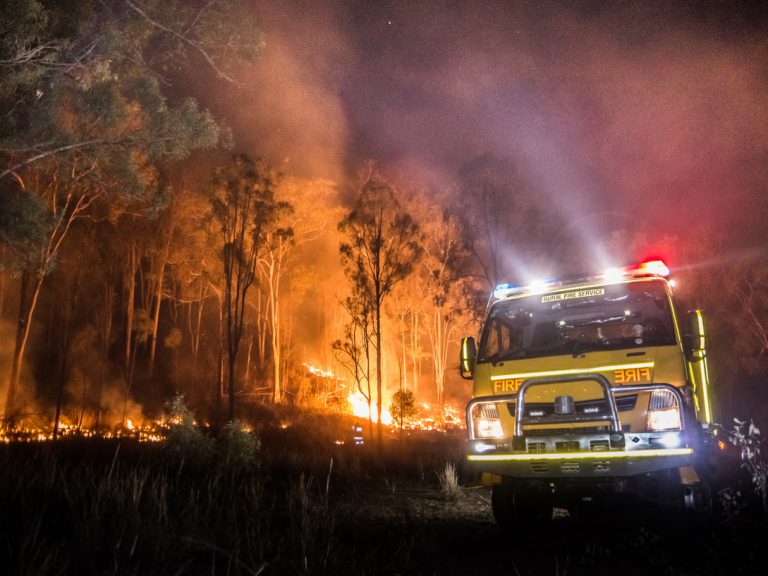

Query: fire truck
459;260;715;527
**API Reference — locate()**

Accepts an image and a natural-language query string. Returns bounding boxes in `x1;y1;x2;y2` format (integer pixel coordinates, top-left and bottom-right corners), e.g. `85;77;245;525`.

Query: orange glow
0;416;166;443
348;392;393;425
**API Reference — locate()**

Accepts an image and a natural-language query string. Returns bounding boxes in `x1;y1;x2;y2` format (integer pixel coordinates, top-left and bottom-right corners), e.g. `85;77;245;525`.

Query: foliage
390;389;416;427
0;187;53;275
219;419;261;473
163;394;214;467
1;0;261;179
729;417;768;499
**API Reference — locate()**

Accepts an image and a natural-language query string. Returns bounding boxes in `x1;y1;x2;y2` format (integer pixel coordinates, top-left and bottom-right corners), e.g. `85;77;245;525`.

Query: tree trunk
124;243;137;371
268;260;282;404
0;267;6;319
4;270;44;424
375;298;383;449
53;269;81;439
148;230;172;377
215;293;224;431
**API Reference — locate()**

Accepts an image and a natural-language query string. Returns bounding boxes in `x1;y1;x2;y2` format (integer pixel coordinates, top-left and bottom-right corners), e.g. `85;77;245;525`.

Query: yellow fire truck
459;260;714;527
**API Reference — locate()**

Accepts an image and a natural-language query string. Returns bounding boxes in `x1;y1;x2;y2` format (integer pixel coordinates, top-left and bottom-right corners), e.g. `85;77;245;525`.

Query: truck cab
459;260;714;527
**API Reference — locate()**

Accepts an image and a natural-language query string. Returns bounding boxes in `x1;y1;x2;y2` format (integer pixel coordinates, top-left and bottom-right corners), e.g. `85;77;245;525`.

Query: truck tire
491;478;553;531
681;480;713;526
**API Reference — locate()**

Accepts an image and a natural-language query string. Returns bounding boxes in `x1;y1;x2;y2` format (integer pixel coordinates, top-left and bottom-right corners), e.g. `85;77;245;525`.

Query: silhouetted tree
211;154;283;423
339;171;422;447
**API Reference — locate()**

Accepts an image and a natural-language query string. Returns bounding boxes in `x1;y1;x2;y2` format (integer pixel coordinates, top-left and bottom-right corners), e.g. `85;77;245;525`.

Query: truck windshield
478;280;676;363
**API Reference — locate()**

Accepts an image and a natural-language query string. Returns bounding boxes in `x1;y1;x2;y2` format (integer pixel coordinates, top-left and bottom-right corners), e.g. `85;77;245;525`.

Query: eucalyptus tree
417;207;474;408
339;173;423;447
0;0;260;425
211;155;285;423
257;202;294;404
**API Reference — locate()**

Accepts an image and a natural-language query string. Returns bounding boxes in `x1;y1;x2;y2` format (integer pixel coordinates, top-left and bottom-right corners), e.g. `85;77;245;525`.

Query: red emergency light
602;259;670;283
633;259;670;277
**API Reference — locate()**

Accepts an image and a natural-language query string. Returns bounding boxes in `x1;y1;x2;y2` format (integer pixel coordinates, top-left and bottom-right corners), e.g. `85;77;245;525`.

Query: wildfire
348;391;393;425
0;417;166;443
303;362;343;380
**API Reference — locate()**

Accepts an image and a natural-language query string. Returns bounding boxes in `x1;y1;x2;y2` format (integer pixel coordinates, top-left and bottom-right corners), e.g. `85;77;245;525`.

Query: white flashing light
656;434;682;449
603;267;624;283
493;259;671;302
529;279;549;294
648;408;682;431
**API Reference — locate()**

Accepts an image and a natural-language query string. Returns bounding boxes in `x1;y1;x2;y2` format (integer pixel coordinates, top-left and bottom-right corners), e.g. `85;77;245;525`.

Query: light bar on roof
603;259;670;280
635;260;670;277
493;283;524;299
493;260;671;301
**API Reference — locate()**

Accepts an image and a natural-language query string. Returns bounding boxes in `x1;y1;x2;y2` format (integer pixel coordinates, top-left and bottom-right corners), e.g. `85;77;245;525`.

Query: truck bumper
467;446;694;478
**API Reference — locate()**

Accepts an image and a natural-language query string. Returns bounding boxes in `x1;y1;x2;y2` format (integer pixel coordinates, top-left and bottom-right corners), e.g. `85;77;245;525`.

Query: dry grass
1;406;767;575
436;461;462;501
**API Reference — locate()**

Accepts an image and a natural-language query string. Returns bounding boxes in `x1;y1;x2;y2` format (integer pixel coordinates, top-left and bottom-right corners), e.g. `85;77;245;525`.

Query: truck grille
525;426;608;436
506;394;637;418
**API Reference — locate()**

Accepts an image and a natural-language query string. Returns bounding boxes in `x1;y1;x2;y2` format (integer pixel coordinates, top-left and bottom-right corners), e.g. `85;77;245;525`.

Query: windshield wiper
570;341;601;358
484;349;527;365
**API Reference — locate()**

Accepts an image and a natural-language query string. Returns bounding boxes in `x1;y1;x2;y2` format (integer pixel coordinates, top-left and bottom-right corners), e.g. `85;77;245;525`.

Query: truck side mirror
685;310;707;353
460;336;477;379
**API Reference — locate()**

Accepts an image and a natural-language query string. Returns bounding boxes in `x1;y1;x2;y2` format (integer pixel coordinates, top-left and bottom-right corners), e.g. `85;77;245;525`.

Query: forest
2;0;768;441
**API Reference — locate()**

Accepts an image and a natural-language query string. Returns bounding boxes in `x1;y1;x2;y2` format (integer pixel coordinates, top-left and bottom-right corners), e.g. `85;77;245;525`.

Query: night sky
195;0;768;268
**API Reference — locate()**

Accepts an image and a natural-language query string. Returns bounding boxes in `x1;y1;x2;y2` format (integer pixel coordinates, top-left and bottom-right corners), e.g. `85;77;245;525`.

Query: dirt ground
327;479;766;576
255;419;767;576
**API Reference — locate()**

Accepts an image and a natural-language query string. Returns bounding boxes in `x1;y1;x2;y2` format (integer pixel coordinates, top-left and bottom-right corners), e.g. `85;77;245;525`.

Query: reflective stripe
467;447;693;462
490;362;654;382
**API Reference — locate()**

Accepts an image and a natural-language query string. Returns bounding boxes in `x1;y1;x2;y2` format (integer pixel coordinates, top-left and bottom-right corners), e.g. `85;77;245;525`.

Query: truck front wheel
491;478;553;531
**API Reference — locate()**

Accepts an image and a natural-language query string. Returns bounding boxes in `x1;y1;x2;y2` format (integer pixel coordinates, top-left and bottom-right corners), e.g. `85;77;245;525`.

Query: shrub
163;395;214;469
218;420;261;473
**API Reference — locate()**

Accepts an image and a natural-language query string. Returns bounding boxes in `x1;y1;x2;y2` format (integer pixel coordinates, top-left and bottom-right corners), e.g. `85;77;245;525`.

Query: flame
0;415;167;443
348;392;393;425
303;362;343;380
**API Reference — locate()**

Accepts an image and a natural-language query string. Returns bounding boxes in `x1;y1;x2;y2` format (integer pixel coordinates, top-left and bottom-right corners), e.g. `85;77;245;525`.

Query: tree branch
125;0;238;84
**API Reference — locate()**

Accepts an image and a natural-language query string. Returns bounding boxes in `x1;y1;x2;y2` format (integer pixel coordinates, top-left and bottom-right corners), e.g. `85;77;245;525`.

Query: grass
2;405;768;575
436;462;462;501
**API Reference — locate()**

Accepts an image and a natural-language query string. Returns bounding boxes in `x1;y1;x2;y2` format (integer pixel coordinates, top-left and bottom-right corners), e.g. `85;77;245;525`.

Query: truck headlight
647;389;682;431
471;402;503;439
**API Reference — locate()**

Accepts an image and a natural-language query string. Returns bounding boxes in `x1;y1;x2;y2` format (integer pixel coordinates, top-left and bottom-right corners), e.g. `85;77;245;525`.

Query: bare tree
333;290;375;440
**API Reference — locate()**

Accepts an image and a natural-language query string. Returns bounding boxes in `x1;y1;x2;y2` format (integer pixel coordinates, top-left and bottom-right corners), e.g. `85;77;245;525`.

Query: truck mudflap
466;374;698;479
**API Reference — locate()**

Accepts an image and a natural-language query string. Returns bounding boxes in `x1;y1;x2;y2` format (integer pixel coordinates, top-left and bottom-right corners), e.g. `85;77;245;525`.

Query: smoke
196;0;354;183
194;0;768;265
